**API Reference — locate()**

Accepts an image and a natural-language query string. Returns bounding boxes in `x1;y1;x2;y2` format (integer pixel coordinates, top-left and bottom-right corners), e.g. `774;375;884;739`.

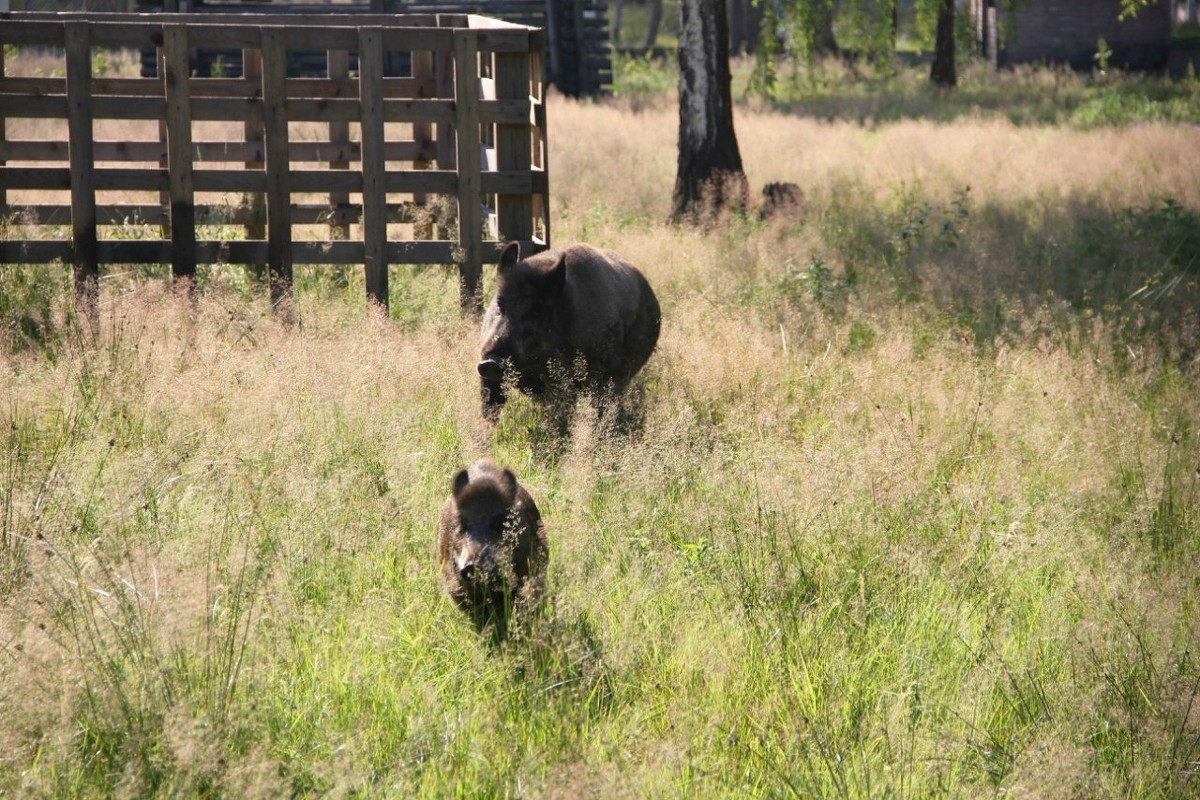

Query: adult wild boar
478;241;661;421
437;459;548;635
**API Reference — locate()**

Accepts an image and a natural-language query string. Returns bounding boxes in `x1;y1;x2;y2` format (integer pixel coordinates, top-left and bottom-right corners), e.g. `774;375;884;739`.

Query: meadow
1;54;1199;797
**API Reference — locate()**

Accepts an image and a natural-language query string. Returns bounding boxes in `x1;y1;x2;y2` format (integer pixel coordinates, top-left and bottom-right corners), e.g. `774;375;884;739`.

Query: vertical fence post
0;30;7;213
163;24;197;289
529;30;549;246
453;30;482;311
242;46;266;245
435;43;456;172
260;28;293;310
411;49;435;240
494;49;533;246
327;47;351;243
358;27;388;310
65;21;98;325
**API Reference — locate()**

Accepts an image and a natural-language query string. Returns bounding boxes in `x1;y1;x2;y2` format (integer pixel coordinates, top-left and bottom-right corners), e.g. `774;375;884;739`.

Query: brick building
970;0;1173;70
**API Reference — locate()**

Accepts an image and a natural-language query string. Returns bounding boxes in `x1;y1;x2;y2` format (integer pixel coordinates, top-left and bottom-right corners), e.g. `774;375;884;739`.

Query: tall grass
2;61;1199;797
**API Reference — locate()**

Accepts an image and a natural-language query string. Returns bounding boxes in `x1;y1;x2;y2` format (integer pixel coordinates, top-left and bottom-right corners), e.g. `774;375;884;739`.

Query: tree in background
929;0;956;86
672;0;748;222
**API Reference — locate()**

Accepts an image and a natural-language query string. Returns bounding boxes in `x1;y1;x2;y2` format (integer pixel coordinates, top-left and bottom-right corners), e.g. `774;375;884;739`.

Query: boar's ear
498;241;521;272
545;253;567;295
451;469;470;499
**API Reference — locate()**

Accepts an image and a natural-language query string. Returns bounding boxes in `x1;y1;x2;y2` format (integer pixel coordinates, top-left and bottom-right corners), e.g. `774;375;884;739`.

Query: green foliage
611;52;677;110
0;264;68;351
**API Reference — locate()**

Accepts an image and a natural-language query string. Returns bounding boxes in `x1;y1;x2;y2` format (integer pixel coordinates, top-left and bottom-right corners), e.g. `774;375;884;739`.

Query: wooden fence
0;11;550;312
139;0;613;98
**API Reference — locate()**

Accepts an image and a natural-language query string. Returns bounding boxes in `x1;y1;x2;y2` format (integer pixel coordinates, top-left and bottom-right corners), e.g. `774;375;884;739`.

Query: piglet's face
449;468;519;584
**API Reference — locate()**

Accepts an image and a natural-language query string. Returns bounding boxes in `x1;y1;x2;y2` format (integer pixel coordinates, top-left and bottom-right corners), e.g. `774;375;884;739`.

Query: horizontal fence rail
0;11;550;311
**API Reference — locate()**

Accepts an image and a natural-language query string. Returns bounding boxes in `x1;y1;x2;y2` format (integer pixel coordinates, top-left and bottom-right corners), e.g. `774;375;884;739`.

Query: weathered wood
412;48;435;241
1;12;551;311
1;41;6;211
453;29;483;310
261;27;293;306
359;26;389;308
242;44;266;242
327;47;352;242
6;200;443;227
493;51;533;245
65;21;98;321
164;24;197;284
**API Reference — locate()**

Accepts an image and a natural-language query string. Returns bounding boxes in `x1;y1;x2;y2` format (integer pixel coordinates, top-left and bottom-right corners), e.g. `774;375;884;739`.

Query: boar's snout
477;358;505;382
458;562;476;580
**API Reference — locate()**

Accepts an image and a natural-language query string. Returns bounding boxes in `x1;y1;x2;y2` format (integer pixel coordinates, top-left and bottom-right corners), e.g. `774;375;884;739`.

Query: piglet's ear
498;241;521;272
500;468;518;501
451;469;470;498
545;253;566;295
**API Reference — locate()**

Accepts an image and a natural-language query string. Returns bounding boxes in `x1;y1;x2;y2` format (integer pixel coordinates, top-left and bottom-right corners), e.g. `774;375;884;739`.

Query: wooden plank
163;24;196;284
496;51;535;244
384;239;458;263
477;99;535;126
65;21;98;319
0;167;463;195
453;29;483;309
11;201;432;228
434;46;455;171
6;204;168;226
479;169;547;195
156;41;171;242
242;44;265;241
0;167;75;190
0;240;71;263
412;47;435;241
260;27;293;307
0;42;6;211
100;239;172;263
326;47;351;242
359;26;388;309
494;51;533;244
0;95;68;118
0;75;431;100
381;169;457;195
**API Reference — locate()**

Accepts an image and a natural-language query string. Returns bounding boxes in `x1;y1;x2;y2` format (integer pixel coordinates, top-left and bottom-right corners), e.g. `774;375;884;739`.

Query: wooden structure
0;10;550;311
970;0;1173;70
142;0;612;98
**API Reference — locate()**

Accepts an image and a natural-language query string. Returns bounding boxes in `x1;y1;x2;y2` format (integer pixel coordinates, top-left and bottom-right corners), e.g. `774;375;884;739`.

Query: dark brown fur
437;460;548;635
478;241;661;421
759;181;805;221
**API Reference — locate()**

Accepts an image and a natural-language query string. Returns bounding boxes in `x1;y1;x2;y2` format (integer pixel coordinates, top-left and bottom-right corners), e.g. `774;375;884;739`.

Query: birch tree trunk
672;0;747;223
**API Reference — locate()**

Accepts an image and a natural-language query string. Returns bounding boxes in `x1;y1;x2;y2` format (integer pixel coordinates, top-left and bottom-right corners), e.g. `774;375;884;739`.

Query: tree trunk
728;0;763;55
930;0;957;87
672;0;747;223
613;0;625;47
812;0;838;56
643;0;664;53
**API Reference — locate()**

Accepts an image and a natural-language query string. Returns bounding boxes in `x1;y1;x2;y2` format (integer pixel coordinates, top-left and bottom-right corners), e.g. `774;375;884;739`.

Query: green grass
3;66;1200;797
611;54;1200;127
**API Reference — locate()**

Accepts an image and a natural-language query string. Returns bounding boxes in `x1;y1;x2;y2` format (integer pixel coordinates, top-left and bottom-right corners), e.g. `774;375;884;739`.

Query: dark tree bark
812;0;839;56
672;0;748;223
728;0;763;55
643;0;664;52
930;0;957;87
